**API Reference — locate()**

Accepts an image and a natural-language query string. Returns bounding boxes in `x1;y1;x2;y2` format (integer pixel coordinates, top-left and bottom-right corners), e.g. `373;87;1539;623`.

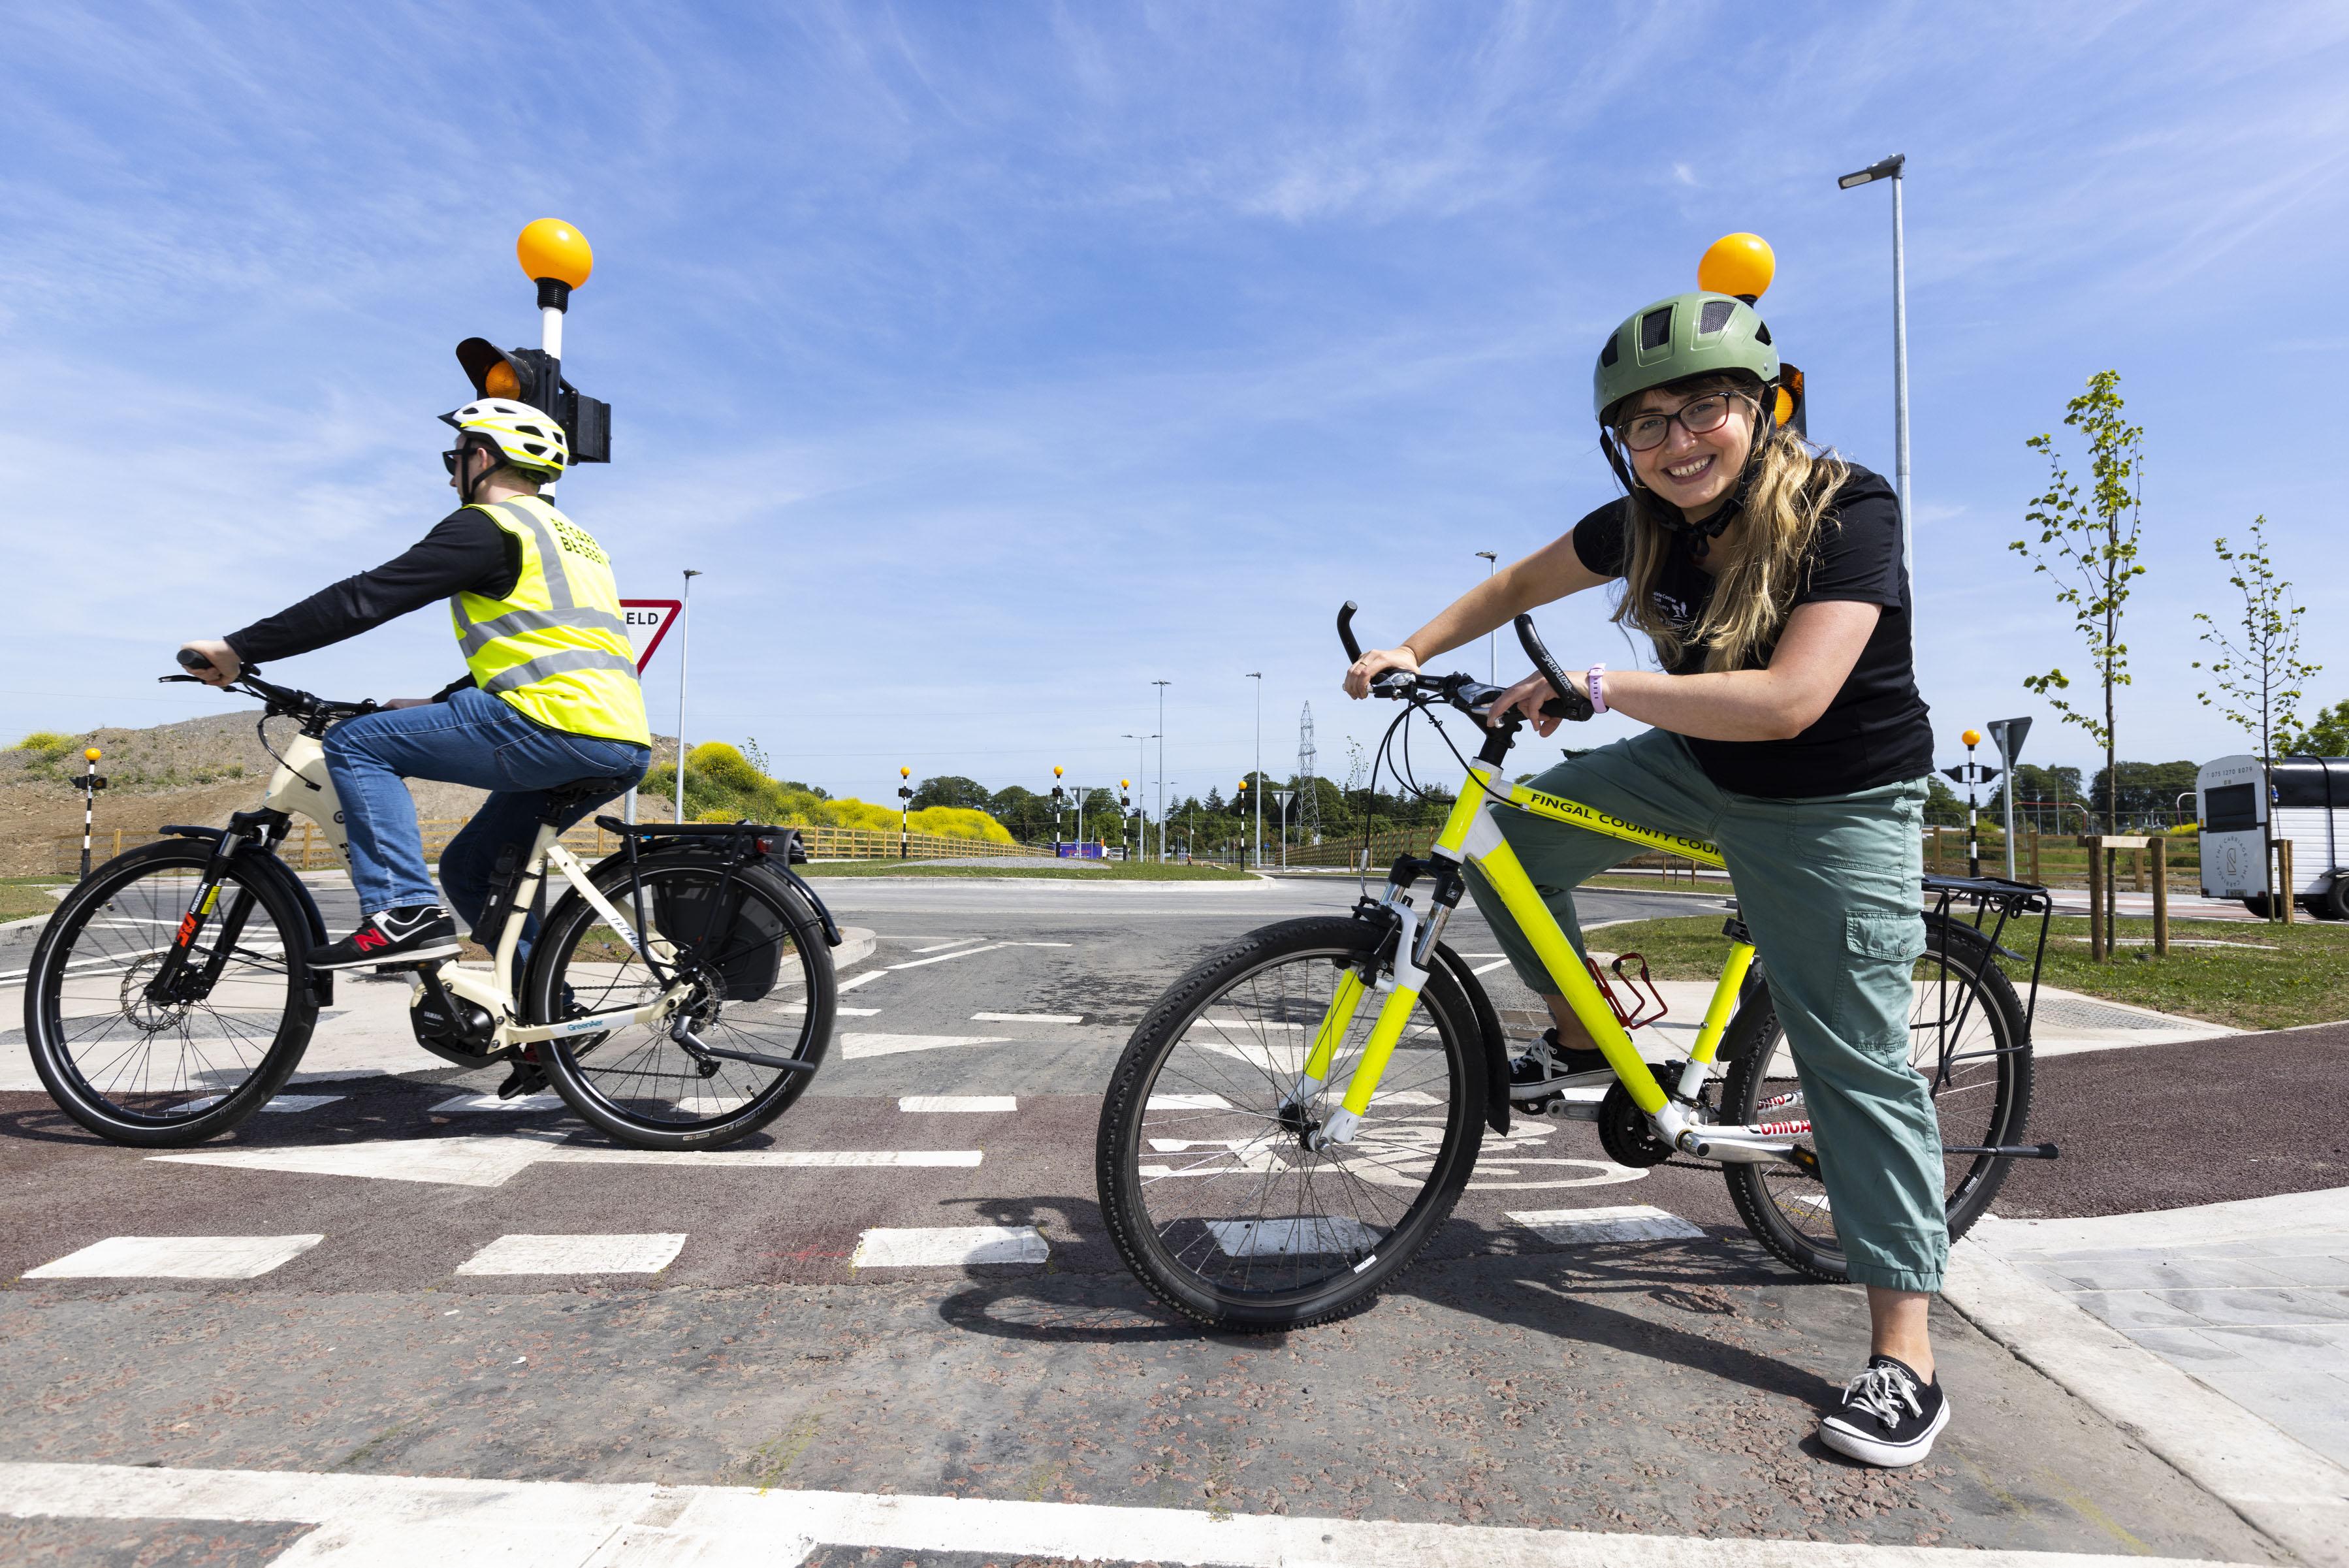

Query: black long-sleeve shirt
224;509;521;667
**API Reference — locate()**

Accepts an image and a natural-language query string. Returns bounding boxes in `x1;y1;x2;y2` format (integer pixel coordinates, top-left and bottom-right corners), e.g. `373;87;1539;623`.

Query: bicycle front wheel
526;853;833;1150
1721;922;2032;1281
24;842;316;1146
1096;915;1486;1332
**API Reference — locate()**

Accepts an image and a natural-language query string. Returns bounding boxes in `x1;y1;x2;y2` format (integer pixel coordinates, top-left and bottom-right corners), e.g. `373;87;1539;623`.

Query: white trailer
2196;754;2349;919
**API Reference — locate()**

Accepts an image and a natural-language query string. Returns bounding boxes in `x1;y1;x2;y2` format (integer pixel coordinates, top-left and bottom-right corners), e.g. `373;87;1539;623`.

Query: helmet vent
1640;307;1673;351
1755;321;1773;346
1599;337;1620;368
1697;299;1736;336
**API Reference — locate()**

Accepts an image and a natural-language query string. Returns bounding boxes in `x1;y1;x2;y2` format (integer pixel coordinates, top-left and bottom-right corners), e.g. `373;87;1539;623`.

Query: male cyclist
179;398;652;972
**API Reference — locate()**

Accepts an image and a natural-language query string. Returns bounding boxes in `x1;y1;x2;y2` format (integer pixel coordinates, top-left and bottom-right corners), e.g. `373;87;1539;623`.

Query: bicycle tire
1721;922;2032;1282
24;841;316;1147
1096;914;1486;1332
526;851;834;1150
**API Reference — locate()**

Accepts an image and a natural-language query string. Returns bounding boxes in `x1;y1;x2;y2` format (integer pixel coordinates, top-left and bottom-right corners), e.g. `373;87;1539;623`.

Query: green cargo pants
1463;726;1947;1292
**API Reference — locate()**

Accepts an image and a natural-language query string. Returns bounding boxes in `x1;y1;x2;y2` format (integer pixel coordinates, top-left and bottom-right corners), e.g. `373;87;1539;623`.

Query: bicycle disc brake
1597;1080;1674;1168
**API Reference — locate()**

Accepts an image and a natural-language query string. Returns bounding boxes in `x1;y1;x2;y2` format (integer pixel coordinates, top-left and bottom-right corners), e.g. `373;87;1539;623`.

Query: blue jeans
321;686;649;933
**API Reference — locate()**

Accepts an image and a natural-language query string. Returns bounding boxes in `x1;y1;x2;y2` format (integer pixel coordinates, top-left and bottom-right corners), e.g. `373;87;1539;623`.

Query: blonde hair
1611;389;1850;673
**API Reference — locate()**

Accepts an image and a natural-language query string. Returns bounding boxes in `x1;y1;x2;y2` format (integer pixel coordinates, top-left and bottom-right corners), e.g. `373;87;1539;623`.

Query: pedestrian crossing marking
149;1133;983;1188
432;1093;564;1113
970;1012;1085;1023
899;1095;1017;1113
1145;1093;1231;1111
26;1234;323;1280
839;1032;1008;1059
852;1225;1048;1268
1507;1204;1705;1243
455;1233;686;1275
1206;1217;1382;1258
168;1093;345;1115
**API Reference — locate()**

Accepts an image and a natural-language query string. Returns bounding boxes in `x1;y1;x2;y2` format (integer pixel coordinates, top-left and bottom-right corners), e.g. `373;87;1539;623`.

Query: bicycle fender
1431;940;1510;1136
160;824;334;1006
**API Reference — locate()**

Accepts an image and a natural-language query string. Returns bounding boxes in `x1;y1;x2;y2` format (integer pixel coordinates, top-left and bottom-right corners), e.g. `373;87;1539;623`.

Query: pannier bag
648;869;791;1001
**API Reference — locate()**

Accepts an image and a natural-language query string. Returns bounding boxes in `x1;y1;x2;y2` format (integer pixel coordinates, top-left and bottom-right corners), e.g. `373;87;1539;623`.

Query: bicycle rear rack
1922;871;2055;1040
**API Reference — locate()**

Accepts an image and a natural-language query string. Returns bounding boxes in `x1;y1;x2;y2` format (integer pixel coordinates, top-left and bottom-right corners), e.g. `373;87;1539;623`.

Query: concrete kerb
1945;1213;2349;1568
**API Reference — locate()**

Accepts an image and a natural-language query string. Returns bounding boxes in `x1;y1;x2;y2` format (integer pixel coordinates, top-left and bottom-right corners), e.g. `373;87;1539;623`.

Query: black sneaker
1819;1355;1949;1467
498;1046;549;1099
310;905;460;971
1509;1027;1612;1101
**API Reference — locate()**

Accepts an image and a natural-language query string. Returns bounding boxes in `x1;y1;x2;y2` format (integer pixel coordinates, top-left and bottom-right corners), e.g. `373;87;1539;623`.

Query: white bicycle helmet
439;398;568;479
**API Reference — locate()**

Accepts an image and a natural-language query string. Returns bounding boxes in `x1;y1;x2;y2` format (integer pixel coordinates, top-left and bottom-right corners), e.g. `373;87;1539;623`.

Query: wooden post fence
2077;834;2164;961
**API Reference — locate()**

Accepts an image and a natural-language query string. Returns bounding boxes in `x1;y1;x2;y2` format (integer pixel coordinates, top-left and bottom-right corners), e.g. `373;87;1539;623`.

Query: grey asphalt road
0;872;2304;1561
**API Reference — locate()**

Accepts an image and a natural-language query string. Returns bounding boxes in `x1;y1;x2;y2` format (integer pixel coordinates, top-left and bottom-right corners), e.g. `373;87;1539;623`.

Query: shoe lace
1842;1362;1922;1427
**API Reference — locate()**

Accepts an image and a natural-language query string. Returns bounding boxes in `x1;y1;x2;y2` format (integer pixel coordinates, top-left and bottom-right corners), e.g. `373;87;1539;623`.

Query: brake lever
159;674;204;684
1514;614;1593;722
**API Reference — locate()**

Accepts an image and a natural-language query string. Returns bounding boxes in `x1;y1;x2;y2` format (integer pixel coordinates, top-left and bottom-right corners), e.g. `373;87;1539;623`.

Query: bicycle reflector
454;337;613;464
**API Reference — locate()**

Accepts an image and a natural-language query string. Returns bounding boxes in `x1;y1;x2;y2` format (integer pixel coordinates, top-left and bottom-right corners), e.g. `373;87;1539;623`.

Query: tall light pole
1838;152;1912;572
1245;671;1263;868
672;568;702;823
1124;731;1157;859
1152;679;1170;863
1473;551;1497;683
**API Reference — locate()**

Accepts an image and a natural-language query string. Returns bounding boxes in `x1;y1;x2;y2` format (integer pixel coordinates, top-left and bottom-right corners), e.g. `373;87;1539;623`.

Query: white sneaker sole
1508;1066;1618;1100
1819;1392;1951;1468
309;938;462;972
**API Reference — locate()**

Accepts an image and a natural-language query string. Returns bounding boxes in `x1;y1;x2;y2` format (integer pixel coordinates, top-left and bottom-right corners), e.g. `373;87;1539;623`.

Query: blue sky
6;1;2346;810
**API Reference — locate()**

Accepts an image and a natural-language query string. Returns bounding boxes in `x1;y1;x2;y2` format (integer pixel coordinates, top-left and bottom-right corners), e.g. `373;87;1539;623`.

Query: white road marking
1507;1204;1704;1243
1206;1216;1382;1257
839;1032;1008;1060
970;1012;1083;1023
25;1234;323;1280
1145;1093;1231;1111
1469;958;1513;975
899;1095;1017;1113
0;1460;2261;1567
852;1225;1048;1268
883;942;1014;971
455;1233;687;1275
168;1093;344;1115
776;1001;880;1016
837;970;887;992
148;1133;982;1188
432;1093;565;1113
1191;1017;1305;1031
911;937;987;953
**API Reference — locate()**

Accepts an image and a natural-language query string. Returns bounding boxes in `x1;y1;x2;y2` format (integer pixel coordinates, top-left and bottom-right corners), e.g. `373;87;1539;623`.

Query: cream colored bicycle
24;663;839;1151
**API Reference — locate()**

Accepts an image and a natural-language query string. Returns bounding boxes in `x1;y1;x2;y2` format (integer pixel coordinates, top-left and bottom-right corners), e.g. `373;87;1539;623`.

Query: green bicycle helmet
1593;291;1780;426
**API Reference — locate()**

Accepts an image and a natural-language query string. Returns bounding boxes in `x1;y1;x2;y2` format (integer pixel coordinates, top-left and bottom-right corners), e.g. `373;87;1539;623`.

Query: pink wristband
1586;664;1607;714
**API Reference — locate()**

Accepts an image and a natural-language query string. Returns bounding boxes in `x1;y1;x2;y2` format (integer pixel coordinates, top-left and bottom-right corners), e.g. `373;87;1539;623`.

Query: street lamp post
1152;679;1170;863
671;568;702;823
1837;152;1912;573
1474;551;1497;683
1245;671;1262;868
1123;733;1157;861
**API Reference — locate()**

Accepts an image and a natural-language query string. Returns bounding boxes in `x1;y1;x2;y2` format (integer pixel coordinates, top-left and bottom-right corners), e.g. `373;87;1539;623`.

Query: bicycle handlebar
157;660;377;729
1337;600;1590;724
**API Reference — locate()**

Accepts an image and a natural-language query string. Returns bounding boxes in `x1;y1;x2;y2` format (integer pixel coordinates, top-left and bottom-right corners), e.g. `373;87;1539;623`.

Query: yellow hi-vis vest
450;496;651;746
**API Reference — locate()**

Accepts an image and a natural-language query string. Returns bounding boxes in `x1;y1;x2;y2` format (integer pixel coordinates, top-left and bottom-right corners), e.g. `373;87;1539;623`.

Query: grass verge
1578;912;2349;1032
1;876;73;922
797;859;1255;882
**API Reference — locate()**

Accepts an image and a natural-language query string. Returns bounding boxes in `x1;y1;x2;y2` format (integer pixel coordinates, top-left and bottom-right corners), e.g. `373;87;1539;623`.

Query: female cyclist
1343;289;1947;1468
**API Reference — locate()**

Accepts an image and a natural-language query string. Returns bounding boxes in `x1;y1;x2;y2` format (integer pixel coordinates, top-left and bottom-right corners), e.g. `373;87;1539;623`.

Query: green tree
987;784;1055;843
912;775;991;810
2088;760;2201;824
2284;698;2349;757
2012;370;2147;834
2192;515;2317;761
1987;764;2086;832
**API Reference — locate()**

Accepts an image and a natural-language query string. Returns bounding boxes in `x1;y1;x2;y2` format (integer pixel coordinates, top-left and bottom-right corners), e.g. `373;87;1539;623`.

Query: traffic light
1234;778;1251;817
455;338;611;464
896;764;913;803
1119;779;1130;810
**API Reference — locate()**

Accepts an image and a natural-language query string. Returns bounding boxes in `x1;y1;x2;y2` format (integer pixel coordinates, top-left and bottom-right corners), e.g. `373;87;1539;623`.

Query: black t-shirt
1569;464;1932;799
224;509;521;667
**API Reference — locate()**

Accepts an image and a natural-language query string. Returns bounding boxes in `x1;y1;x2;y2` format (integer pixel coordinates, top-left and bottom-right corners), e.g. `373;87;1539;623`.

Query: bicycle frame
1298;752;1804;1168
255;729;692;1049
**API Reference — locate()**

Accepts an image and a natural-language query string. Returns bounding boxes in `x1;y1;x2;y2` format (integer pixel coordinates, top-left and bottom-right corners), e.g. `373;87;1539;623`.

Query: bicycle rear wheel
1721;922;2032;1281
1096;915;1486;1332
526;852;833;1150
24;842;316;1146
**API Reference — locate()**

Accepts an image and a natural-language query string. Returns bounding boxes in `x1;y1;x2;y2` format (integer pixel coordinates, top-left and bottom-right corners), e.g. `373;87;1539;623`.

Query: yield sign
619;598;682;673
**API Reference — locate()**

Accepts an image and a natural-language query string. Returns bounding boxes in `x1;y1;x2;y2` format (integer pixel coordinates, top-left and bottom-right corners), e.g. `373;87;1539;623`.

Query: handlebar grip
1514;614;1593;722
1337;601;1364;663
176;648;216;673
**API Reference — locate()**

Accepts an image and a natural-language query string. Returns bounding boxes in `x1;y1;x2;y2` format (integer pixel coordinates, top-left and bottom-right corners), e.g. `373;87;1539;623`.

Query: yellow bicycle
1096;605;2052;1330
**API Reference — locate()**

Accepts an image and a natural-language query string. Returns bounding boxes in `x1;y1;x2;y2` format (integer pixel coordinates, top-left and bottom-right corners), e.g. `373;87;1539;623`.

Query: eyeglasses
441;448;466;475
1615;391;1755;453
